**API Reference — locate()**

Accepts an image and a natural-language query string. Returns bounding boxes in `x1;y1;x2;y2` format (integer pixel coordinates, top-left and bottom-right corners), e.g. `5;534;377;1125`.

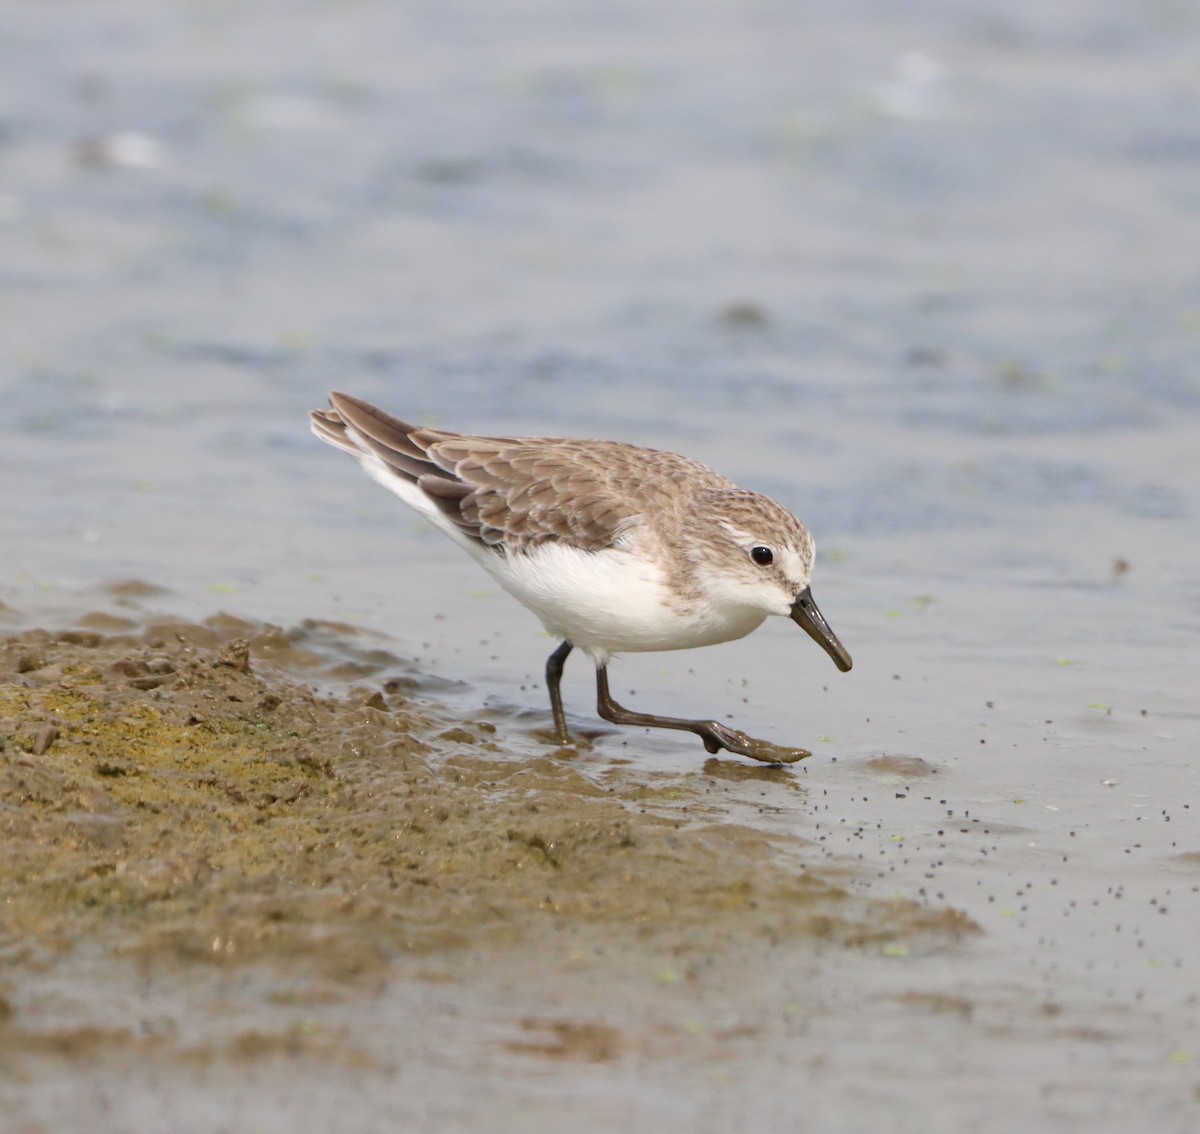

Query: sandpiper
311;392;852;763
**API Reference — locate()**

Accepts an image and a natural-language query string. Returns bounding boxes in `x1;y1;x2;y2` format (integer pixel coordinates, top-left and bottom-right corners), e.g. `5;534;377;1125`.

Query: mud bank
0;601;984;1132
0;604;974;973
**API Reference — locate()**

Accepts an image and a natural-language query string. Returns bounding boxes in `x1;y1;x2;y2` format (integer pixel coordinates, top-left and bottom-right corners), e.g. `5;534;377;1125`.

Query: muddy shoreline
0;597;981;1124
1;598;975;969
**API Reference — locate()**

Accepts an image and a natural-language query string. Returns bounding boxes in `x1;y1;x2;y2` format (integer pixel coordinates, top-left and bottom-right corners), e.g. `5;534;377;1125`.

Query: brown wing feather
322;392;456;479
421;435;720;551
316;391;723;553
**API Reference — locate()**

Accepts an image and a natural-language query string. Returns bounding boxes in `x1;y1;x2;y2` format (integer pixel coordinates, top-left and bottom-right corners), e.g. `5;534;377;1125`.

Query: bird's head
692;489;852;672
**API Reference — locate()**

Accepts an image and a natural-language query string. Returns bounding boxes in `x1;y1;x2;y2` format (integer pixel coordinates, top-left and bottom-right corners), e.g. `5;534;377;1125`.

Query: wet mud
0;599;978;1122
0;606;972;967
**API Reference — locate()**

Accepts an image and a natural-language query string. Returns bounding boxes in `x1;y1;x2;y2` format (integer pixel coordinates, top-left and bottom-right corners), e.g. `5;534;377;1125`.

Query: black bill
790;586;853;672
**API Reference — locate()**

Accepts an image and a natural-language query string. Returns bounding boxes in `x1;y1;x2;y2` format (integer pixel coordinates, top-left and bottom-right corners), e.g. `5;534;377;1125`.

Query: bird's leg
545;640;574;745
594;664;812;765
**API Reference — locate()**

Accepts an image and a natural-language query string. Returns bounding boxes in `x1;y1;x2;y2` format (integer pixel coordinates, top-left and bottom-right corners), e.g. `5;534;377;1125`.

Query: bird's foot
531;724;596;753
698;722;812;764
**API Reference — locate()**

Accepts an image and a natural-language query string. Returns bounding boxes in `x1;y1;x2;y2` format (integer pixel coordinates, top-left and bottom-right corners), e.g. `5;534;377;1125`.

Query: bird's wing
311;391;710;553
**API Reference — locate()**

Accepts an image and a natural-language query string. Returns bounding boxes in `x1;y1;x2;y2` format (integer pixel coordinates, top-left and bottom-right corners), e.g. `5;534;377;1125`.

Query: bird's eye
749;545;774;567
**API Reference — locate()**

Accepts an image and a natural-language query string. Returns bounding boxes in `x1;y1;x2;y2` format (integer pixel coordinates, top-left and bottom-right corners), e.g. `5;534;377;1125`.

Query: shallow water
3;0;1200;1130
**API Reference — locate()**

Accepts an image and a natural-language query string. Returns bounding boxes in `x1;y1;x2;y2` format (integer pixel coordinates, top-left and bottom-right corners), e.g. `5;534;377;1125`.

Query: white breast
485;542;767;661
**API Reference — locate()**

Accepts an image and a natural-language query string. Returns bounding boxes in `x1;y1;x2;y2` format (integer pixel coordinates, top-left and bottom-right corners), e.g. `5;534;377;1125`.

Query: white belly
485;542;767;661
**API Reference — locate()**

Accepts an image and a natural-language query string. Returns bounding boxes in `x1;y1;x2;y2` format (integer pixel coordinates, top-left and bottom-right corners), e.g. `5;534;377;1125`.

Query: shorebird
311;392;851;762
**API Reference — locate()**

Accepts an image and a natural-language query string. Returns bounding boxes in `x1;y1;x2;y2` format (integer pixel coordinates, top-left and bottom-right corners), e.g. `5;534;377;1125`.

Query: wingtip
309;406;340;443
310;392;358;434
327;390;365;415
